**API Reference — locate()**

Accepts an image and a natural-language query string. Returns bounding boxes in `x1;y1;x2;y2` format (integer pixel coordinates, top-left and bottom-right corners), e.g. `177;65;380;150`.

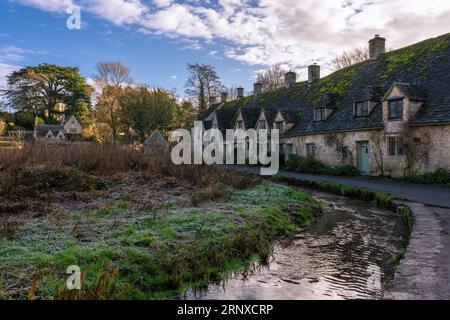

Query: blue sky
1;0;450;98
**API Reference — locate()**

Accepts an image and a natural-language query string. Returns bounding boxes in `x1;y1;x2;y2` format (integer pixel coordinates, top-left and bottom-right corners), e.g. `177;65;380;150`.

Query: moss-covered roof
200;33;450;135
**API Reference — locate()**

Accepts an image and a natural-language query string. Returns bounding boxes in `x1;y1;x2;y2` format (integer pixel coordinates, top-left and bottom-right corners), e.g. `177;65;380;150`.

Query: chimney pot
308;64;320;83
237;87;244;99
285;71;297;88
221;92;228;103
369;35;386;60
254;82;262;96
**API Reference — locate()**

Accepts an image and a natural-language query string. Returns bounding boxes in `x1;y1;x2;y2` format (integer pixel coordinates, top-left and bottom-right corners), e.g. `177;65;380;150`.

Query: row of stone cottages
198;34;450;177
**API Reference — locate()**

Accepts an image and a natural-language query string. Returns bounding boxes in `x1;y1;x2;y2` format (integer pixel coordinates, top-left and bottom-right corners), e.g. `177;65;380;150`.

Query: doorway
358;142;369;175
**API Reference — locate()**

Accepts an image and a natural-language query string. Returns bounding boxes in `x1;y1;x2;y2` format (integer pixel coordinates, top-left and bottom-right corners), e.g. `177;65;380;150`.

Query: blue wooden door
359;143;369;175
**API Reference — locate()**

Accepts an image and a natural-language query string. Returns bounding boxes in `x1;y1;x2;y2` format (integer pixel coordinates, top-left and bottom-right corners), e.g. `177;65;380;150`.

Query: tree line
0;46;367;142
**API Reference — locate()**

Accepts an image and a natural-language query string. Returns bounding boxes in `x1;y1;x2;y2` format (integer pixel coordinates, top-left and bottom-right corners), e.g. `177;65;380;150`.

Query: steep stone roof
241;107;260;128
199;33;450;135
34;124;64;137
143;130;169;152
215;108;238;134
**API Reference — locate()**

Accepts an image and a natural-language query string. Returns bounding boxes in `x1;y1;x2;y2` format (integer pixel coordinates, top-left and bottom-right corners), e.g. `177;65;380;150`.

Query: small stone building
198;33;450;177
143;130;170;154
34;115;83;142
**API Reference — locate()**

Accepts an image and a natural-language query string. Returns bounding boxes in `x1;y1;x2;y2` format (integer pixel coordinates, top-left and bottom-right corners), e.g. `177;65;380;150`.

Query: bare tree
185;63;223;113
226;85;240;101
401;125;432;176
93;61;133;141
94;61;133;88
331;47;370;70
369;130;386;176
256;66;286;92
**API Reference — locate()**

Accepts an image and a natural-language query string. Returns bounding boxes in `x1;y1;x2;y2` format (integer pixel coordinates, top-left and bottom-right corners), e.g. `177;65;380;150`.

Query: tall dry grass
0;142;148;174
0;142;259;198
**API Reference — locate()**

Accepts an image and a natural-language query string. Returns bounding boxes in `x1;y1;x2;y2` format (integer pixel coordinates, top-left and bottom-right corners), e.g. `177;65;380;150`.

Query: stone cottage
199;33;450;177
34;115;83;142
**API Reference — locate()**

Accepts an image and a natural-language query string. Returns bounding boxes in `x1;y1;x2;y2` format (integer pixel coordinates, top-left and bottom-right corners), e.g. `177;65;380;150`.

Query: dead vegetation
0;142;323;300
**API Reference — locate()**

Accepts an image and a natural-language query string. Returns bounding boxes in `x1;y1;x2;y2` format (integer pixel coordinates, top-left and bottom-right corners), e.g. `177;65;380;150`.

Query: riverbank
187;189;409;300
0;145;324;299
228;165;450;300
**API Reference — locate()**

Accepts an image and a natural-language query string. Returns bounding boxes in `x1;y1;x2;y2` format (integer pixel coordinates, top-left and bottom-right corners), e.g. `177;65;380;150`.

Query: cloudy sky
1;0;450;96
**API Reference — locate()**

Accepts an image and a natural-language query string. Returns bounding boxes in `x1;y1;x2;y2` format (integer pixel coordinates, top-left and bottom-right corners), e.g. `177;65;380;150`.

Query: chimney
308;64;320;83
61;114;66;125
369;34;386;60
253;82;262;96
209;96;216;106
221;91;228;103
285;71;297;88
237;87;244;99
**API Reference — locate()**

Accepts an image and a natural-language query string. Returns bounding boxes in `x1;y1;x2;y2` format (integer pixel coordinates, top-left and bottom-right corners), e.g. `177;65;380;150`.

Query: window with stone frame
314;108;326;121
237;120;244;129
387;136;405;156
306;143;316;159
355;101;369;117
388;98;404;120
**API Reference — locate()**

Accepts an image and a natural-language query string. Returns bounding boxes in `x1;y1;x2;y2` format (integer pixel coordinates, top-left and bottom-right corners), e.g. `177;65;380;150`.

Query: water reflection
185;190;407;300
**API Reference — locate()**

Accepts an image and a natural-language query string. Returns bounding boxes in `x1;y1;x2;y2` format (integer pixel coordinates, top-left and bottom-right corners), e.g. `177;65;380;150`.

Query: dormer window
388;98;404;120
314;108;326;122
355;101;369;117
258;120;267;129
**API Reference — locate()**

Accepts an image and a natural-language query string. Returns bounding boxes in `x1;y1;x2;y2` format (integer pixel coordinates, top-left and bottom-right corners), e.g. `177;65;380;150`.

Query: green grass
391;249;406;268
399;169;450;187
0;183;322;300
271;176;396;211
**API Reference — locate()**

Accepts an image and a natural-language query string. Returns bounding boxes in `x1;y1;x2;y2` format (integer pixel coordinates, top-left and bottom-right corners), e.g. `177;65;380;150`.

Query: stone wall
282;124;450;177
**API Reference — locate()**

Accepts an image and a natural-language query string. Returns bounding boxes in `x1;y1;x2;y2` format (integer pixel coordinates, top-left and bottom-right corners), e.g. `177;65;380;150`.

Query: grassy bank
0;144;323;300
270;175;397;211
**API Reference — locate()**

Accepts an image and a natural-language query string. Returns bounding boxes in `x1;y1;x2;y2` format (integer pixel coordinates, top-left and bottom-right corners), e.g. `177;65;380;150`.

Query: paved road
231;166;450;208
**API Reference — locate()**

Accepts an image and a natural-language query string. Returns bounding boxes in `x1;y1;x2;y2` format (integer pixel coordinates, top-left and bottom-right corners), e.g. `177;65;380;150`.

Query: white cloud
13;0;74;12
153;0;173;8
82;0;148;25
141;4;212;39
14;0;450;78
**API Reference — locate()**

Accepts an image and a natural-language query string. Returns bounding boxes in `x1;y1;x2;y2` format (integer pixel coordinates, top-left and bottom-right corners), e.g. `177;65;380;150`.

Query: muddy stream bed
185;189;408;300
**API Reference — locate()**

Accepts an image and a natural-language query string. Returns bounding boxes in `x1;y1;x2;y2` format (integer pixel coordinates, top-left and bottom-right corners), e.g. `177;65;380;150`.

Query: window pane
389;99;403;119
388;137;396;156
306;143;316;158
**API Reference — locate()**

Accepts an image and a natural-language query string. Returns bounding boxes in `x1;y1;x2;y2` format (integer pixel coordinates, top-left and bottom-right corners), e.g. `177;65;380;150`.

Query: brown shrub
0;143;260;198
0;142;148;174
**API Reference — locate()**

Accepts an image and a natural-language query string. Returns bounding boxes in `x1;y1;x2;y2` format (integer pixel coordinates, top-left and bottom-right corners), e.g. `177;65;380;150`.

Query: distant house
34;115;83;142
143;130;170;154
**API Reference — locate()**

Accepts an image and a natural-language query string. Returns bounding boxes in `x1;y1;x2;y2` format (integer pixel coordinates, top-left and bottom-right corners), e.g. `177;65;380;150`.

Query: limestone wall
282;124;450;177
